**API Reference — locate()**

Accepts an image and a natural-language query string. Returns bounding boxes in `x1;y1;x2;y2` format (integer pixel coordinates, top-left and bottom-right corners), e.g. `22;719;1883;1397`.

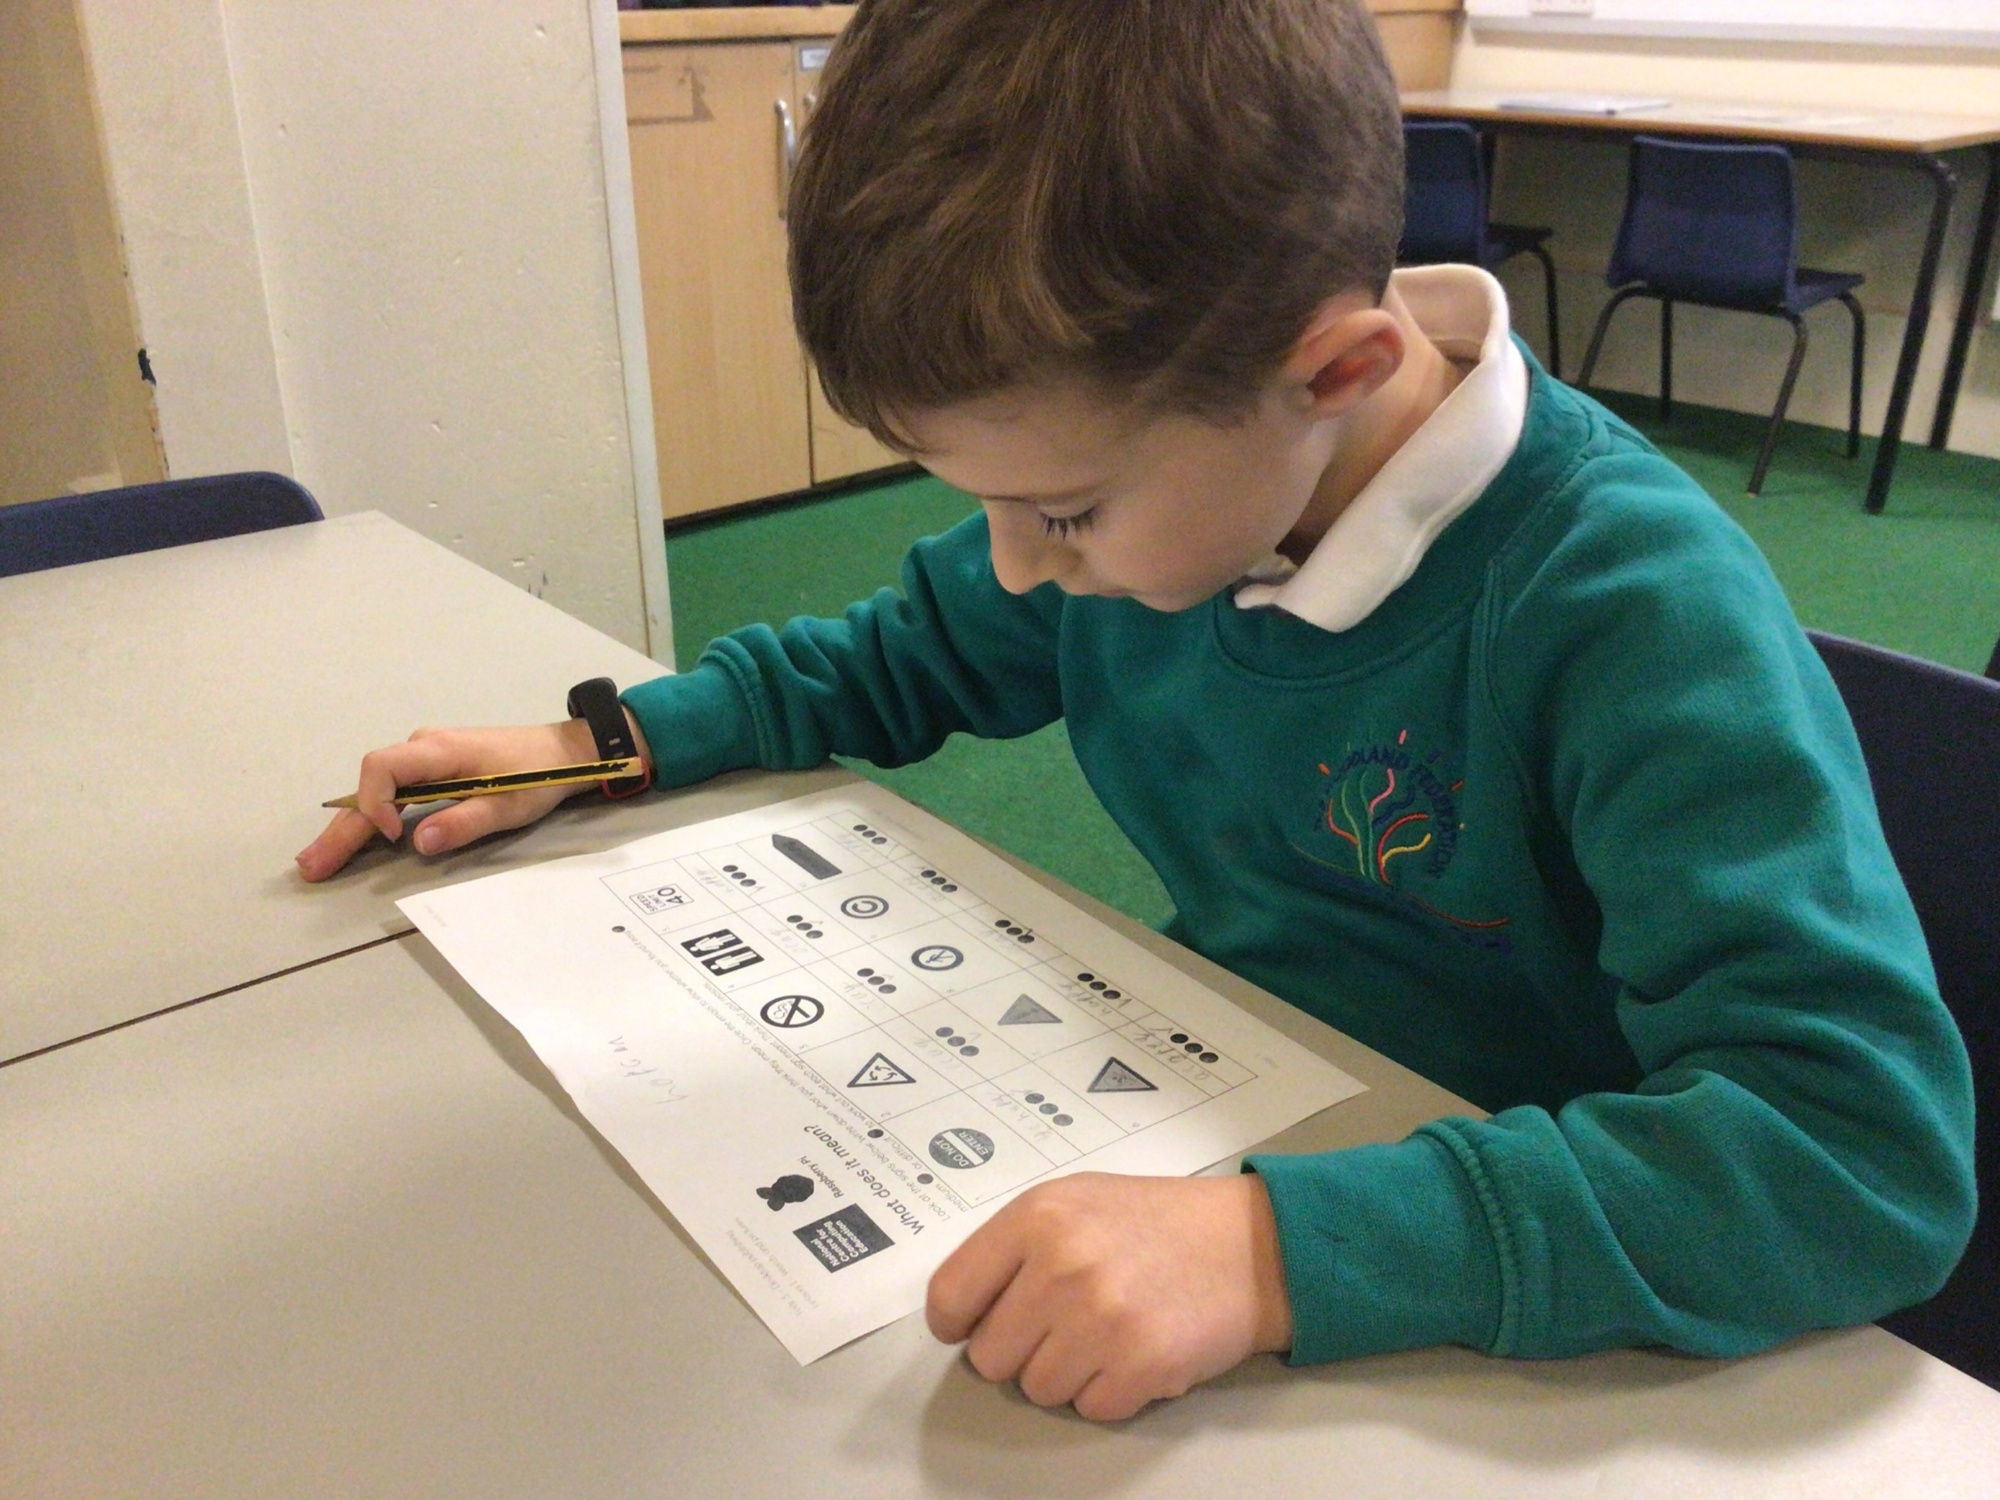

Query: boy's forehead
898;384;1134;496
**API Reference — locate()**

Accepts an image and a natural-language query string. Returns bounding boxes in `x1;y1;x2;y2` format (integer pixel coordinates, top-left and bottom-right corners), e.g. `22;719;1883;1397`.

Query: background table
1401;90;2000;514
0;511;695;1064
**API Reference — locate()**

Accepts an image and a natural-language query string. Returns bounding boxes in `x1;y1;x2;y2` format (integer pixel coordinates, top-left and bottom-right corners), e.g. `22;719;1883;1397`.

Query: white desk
5;935;1995;1499
4;519;1995;1495
0;512;692;1063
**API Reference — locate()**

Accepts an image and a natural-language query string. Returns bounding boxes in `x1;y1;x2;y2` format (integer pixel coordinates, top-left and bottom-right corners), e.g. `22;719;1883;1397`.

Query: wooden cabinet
624;26;900;524
1372;0;1461;93
792;40;903;487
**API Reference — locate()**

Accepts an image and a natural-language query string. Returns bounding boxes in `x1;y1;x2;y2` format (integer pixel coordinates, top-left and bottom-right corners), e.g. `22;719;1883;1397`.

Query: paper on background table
402;783;1363;1363
1496;93;1672;115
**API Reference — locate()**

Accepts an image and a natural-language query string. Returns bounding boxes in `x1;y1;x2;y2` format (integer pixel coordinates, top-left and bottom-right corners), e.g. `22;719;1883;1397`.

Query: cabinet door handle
775;98;798;220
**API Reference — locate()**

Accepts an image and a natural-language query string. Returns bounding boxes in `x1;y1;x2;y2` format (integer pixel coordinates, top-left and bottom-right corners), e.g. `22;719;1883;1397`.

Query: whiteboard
1466;1;2000;50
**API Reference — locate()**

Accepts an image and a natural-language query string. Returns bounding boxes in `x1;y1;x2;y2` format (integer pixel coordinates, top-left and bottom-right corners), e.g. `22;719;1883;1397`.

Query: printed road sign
770;834;840;879
999;993;1063;1026
849;1052;916;1088
682;927;765;976
1088;1056;1157;1094
928;1128;995;1169
760;995;824;1028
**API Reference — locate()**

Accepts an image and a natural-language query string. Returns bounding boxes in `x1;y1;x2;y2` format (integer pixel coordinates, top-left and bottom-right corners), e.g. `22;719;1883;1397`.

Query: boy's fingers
1070;1370;1152;1425
405;788;558;856
301;723;587;883
1012;1329;1098;1410
353;735;491;840
959;1272;1052;1384
926;1217;1030;1345
295;808;382;882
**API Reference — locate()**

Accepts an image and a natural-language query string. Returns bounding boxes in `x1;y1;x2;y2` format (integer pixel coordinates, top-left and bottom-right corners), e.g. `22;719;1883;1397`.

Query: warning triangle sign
849;1052;916;1087
1088;1056;1157;1094
999;993;1063;1026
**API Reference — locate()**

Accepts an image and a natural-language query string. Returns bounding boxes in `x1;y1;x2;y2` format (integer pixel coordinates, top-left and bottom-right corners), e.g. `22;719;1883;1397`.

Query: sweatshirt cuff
1245;1132;1503;1364
619;662;763;789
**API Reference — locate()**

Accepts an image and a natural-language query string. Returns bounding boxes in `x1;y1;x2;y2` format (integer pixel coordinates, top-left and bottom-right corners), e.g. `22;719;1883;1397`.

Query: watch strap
565;676;650;797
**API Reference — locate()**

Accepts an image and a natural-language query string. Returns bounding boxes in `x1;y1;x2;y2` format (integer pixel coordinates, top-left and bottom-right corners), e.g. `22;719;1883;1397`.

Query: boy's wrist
552;710;653;799
1241;1173;1296;1354
621;705;653;775
556;716;611;798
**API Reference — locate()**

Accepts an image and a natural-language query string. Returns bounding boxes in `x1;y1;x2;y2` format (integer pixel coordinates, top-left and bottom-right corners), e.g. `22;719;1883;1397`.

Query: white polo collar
1233;264;1529;632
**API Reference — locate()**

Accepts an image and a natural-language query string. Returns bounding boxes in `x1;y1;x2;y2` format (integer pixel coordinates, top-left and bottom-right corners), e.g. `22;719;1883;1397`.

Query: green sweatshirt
623;365;1974;1365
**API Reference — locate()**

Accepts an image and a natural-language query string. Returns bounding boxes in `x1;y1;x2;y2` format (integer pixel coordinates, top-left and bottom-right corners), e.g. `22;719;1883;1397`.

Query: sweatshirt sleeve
1251;443;1975;1365
620;514;1068;790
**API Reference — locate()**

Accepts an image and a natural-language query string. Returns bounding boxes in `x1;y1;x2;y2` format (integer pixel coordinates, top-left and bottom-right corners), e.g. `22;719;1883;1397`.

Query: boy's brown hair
790;0;1404;446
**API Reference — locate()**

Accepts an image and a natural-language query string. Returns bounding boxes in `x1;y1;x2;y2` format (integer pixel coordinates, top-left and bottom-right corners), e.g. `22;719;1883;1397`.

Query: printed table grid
605;808;1260;1207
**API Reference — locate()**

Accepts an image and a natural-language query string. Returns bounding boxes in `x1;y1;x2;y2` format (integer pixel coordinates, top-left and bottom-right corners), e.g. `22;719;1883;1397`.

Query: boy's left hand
926;1171;1294;1422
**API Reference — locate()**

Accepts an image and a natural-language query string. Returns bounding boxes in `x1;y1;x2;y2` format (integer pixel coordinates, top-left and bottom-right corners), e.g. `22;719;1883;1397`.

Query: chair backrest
1606;136;1799;308
0;472;323;578
1809;631;1999;1389
1400;121;1489;265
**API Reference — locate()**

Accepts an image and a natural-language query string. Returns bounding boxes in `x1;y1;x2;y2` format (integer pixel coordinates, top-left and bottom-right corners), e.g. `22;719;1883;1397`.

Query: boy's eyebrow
980;484;1099;506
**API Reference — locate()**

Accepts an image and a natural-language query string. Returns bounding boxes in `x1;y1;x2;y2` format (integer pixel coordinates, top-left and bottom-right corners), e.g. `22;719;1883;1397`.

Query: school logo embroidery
1293;729;1510;945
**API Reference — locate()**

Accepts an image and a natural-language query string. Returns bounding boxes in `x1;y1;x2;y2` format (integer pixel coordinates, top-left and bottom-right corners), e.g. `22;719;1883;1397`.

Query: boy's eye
1039;508;1097;538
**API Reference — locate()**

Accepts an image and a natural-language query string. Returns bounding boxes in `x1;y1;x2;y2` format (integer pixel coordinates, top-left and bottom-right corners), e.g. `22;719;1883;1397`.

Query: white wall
73;0;669;659
76;0;292;482
1465;2;2000;51
1452;23;2000;461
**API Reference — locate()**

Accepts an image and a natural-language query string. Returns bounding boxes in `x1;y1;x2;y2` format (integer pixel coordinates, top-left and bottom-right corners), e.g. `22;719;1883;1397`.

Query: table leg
1867;153;1957;514
1929;143;2000;452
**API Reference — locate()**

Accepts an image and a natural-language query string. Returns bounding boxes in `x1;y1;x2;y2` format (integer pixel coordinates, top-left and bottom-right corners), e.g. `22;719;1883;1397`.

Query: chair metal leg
1526;243;1562;380
1576;287;1645;389
1750;312;1810;496
1659;298;1674;421
1839;291;1866;461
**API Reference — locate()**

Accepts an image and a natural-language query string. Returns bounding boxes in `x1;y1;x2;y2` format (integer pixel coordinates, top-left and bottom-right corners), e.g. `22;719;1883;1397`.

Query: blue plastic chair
1809;631;1999;1391
1400;121;1562;378
0;471;323;578
1577;137;1865;497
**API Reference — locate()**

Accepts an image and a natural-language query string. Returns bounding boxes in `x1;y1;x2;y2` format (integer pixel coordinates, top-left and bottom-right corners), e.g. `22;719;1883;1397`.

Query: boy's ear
1287;300;1404;418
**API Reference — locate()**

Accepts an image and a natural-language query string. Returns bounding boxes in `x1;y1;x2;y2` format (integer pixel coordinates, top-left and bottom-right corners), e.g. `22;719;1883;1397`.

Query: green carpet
665;402;2000;925
1596;391;2000;674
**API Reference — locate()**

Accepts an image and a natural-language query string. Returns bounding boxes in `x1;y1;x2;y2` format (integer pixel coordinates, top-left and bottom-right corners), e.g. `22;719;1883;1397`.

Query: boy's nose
983;504;1069;594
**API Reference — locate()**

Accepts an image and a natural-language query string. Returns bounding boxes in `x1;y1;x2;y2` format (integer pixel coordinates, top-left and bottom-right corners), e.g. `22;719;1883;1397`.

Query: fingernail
414;826;441;855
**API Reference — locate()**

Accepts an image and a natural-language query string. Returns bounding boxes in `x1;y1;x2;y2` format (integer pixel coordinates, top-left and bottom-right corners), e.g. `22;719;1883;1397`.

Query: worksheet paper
401;784;1363;1363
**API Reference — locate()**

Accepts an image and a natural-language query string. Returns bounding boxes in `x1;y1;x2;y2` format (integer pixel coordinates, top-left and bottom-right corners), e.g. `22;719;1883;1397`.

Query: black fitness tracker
566;676;651;798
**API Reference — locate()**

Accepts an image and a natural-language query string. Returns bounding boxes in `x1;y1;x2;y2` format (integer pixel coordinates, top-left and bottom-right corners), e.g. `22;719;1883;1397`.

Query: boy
300;0;1972;1423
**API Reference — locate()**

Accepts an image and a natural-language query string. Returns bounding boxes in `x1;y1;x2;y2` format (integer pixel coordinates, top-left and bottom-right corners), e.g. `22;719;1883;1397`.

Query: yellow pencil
321;757;646;809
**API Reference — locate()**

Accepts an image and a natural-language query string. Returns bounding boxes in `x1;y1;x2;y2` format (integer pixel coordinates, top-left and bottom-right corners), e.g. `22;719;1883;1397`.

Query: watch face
568;675;610;720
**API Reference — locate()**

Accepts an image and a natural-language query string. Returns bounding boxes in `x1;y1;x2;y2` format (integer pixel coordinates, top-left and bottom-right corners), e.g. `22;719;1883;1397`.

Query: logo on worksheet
1291;729;1509;947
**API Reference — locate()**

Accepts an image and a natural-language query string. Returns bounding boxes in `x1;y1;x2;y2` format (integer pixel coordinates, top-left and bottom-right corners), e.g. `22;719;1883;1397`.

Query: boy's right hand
296;717;610;882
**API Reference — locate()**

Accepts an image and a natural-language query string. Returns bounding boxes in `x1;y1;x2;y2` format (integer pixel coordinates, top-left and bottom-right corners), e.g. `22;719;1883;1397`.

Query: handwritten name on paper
606;1035;688;1104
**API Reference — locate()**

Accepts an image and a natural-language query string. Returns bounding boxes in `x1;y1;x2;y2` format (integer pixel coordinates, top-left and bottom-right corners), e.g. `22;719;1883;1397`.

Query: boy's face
899;377;1341;613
